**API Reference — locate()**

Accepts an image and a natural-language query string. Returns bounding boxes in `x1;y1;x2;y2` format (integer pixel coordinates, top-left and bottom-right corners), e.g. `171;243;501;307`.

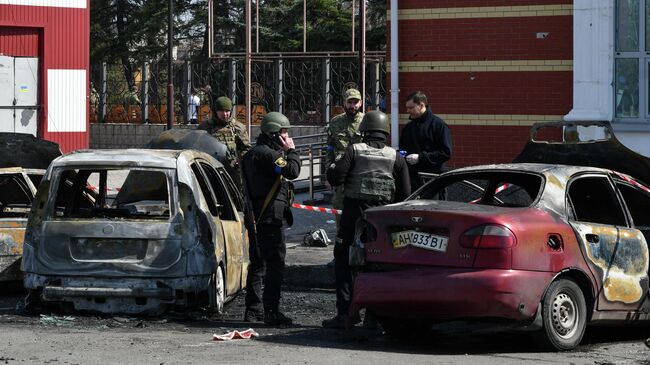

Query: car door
198;161;244;295
190;162;228;286
567;174;649;311
612;175;650;314
216;167;249;286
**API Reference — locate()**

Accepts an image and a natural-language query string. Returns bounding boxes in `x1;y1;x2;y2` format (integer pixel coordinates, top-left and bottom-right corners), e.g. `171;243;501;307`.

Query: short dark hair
406;91;428;106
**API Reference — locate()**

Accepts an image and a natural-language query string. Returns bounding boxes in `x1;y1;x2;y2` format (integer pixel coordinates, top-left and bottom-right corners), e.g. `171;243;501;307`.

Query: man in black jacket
399;91;452;191
241;112;300;326
322;110;411;329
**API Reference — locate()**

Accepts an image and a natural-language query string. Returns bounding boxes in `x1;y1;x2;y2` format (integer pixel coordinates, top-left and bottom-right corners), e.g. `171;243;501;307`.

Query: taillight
460;225;516;249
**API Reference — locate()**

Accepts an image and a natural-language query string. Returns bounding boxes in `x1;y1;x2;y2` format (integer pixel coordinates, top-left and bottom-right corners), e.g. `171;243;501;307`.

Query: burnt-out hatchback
0;133;60;282
350;122;650;351
22;149;249;315
0;167;44;281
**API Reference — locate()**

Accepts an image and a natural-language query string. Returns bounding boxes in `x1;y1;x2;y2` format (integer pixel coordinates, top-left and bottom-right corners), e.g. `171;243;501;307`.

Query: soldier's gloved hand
406;154;419;165
279;134;295;151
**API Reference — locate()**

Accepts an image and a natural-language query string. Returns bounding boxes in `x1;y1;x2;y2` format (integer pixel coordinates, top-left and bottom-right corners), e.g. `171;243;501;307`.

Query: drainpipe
390;0;399;147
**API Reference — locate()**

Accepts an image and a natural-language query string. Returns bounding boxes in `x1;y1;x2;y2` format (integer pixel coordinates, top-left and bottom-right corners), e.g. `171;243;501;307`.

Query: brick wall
447;125;531;167
389;0;574;168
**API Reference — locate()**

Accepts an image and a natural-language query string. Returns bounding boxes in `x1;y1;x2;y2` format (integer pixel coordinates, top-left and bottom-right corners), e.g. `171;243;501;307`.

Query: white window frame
566;0;650;133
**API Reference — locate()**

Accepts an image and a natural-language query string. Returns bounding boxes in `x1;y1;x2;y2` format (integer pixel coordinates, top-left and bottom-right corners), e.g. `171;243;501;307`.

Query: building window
615;0;648;121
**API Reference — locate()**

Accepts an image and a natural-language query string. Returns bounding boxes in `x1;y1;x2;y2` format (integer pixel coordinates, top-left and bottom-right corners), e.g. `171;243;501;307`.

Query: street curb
284;264;335;289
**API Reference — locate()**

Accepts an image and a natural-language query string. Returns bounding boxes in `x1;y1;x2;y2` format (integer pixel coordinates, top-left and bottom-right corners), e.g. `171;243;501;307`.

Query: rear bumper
351;267;553;322
24;273;210;314
42;286;174;301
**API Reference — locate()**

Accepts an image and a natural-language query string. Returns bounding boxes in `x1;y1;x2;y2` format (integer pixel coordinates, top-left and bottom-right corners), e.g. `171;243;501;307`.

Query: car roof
50;149;223;169
449;162;612;176
0;167;45;175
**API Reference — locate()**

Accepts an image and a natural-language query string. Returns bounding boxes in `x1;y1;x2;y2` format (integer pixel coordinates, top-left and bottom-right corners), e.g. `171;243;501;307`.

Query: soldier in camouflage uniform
326;88;364;223
198;96;251;189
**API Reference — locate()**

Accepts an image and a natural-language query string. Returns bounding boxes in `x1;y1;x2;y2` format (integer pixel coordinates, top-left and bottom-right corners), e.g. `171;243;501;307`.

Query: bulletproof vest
211;120;238;165
344;143;397;202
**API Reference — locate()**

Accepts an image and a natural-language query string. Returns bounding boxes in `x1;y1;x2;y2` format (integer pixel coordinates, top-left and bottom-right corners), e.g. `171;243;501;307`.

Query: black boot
243;308;264;322
264;310;293;326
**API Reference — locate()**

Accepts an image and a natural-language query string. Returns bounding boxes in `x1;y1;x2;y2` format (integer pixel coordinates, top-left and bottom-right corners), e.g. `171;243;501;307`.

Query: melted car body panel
571;223;649;307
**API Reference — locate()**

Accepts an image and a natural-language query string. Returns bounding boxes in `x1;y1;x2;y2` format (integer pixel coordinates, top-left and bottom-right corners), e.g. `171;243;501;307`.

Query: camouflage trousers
333;185;345;231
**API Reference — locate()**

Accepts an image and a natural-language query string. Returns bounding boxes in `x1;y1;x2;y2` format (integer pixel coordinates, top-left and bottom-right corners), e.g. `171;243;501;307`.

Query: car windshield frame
47;166;176;221
409;170;546;208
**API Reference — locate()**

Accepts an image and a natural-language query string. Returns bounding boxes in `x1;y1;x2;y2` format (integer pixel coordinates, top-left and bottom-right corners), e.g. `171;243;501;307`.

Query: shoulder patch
274;157;287;168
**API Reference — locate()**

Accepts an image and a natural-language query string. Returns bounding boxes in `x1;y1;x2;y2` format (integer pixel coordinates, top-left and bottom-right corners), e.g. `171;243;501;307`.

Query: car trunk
363;200;522;269
37;220;184;276
34;167;185;277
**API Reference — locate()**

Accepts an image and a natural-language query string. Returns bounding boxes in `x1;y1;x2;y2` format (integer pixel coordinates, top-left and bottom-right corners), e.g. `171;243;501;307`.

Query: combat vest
211;119;238;165
344;143;397;202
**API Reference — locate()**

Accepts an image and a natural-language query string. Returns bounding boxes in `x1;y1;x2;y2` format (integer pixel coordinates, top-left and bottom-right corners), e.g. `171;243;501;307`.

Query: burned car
22;149;249;315
0;133;60;282
0;167;44;281
350;122;650;351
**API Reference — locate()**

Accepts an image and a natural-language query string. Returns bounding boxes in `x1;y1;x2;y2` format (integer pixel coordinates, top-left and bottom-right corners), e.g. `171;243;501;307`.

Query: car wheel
209;266;226;315
377;316;432;339
533;278;587;351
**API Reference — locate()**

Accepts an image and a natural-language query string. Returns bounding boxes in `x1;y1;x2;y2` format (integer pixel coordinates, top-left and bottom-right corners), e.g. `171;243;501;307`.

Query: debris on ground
303;229;330;247
112;317;131;323
40;314;75;326
213;328;259;341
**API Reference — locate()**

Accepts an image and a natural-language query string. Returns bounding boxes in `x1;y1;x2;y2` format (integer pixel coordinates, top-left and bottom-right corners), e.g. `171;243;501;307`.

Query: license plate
391;230;448;252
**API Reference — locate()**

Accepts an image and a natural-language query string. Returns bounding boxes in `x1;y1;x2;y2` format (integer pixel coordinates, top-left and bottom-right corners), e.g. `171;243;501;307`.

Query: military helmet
260;112;291;135
359;110;390;134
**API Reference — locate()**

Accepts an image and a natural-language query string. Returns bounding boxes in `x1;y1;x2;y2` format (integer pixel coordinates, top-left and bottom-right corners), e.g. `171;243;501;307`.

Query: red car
349;122;650;351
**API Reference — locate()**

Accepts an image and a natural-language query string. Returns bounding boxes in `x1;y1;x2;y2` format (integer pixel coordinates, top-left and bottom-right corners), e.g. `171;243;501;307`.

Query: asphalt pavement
284;190;337;289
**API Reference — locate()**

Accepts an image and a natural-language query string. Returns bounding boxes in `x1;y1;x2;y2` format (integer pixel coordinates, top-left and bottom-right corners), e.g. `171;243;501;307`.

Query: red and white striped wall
0;0;89;153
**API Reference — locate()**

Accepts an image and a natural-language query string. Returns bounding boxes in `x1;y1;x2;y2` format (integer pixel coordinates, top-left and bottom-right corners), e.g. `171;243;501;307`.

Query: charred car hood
514;121;650;185
0;133;61;169
147;129;229;166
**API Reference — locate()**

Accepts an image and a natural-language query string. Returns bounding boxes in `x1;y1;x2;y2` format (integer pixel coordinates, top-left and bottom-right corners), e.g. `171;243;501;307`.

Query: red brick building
389;1;648;168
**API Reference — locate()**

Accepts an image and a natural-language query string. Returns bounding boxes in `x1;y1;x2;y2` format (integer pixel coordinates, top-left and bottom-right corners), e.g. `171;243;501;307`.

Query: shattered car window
415;171;543;207
52;168;170;220
0;174;33;217
615;181;650;242
568;176;627;226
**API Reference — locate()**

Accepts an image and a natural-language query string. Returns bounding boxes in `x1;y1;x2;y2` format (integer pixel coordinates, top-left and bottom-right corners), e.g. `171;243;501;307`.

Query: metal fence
90;54;386;126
